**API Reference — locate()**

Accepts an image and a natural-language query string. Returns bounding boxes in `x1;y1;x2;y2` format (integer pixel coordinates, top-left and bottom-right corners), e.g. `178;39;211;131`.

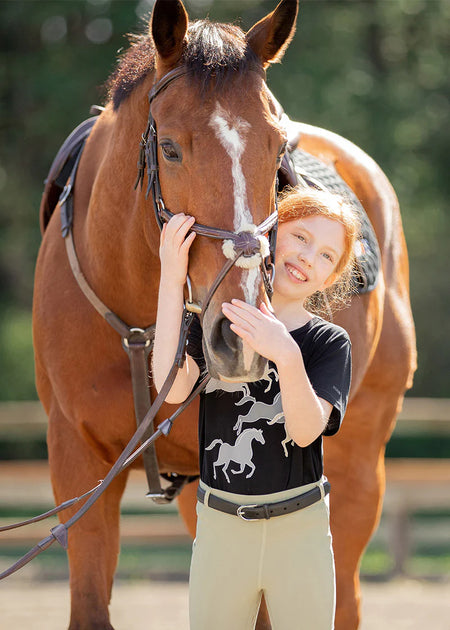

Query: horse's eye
160;141;182;162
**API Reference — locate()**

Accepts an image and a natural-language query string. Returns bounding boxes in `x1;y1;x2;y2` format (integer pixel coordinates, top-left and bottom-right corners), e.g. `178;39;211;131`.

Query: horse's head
148;0;298;381
253;428;266;446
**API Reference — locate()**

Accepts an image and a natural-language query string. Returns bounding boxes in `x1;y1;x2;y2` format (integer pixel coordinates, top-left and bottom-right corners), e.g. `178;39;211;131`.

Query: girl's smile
285;262;309;283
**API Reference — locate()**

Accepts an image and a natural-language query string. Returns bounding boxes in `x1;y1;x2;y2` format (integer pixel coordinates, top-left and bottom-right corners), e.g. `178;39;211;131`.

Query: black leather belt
197;481;330;521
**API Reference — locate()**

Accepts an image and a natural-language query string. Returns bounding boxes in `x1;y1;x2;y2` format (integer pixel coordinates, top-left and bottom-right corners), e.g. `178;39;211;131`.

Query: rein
0;312;210;580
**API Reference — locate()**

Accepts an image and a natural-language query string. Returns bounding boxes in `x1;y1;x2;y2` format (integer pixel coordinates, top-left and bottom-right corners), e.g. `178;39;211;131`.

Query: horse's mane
106;20;261;110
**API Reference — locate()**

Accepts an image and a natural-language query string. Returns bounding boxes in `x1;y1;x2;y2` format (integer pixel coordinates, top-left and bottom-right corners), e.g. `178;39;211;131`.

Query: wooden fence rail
1;397;449;435
1;398;449;576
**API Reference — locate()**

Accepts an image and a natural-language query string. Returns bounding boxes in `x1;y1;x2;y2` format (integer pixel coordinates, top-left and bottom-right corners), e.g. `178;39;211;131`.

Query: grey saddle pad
285;148;381;294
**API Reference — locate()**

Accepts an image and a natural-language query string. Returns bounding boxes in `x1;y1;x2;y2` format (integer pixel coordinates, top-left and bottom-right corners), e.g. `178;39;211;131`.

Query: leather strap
61;157;169;501
197;481;330;520
122;328;164;499
159;207;278;245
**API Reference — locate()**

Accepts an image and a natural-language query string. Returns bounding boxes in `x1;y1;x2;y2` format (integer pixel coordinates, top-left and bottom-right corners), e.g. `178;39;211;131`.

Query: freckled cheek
274;241;289;265
274;253;287;276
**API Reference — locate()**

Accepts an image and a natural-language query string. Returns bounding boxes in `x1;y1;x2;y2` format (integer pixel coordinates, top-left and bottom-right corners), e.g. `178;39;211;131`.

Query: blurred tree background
0;0;448;401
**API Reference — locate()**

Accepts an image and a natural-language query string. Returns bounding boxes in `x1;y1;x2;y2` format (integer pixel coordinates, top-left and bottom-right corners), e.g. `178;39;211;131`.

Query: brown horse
33;1;416;629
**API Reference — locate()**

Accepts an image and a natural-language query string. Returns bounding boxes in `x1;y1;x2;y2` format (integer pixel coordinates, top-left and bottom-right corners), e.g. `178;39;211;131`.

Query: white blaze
209;103;260;306
209;103;252;232
243;266;259;306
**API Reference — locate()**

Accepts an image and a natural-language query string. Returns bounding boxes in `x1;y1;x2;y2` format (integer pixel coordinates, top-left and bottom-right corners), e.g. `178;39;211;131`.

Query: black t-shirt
187;315;351;495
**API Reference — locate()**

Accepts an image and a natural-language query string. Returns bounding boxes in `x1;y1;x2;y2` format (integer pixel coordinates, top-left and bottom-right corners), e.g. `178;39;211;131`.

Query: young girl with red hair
153;188;360;630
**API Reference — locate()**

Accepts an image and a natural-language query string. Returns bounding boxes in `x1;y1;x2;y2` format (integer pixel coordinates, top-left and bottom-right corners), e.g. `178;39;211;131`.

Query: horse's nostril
211;317;240;357
220;317;239;351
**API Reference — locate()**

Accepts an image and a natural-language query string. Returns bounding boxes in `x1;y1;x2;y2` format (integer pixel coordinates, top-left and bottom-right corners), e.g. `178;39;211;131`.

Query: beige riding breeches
189;478;335;630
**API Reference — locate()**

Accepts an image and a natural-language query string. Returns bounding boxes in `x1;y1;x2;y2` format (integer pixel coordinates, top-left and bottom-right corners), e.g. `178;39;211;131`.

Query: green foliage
0;309;37;400
0;0;449;399
385;433;450;459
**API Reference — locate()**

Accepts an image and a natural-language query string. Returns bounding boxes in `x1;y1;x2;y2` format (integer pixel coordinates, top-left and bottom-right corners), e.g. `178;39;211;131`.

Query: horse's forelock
184;21;261;91
107;20;261;110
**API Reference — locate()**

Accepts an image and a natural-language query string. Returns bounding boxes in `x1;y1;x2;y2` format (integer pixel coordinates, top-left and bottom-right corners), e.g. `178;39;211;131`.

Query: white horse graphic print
233;391;294;457
205;378;251;399
233;392;284;434
205;428;265;483
259;365;279;393
266;414;295;457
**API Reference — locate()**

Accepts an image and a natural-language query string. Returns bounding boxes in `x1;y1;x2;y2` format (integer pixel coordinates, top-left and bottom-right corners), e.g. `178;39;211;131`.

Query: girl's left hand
221;299;298;364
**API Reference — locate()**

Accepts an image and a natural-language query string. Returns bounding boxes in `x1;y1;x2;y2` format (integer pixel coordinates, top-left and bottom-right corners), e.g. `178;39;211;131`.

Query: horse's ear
246;0;298;67
150;0;188;74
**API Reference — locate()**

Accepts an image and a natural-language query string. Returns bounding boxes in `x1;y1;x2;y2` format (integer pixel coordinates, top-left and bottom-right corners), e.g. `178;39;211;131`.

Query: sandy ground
0;577;449;629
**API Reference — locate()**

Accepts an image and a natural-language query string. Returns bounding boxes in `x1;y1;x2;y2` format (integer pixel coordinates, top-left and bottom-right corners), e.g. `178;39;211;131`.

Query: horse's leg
177;478;199;538
328;275;415;630
233;418;243;433
326;386;408;630
222;463;231;483
47;403;128;630
245;461;256;478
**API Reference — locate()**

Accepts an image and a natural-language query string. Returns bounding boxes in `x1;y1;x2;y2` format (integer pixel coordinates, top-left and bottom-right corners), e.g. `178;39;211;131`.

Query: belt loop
318;477;325;500
203;487;211;508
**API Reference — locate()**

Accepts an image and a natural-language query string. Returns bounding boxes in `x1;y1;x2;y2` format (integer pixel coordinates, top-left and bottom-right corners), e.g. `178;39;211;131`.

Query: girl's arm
274;345;332;448
152;214;200;403
222;299;331;447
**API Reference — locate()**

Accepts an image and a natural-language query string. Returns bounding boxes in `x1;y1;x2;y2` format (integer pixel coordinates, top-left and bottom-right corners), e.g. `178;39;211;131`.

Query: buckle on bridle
185;275;202;314
236;504;259;521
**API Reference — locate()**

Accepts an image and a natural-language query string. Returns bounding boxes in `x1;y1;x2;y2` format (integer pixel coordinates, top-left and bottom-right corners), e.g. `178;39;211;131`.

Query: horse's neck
76;84;161;324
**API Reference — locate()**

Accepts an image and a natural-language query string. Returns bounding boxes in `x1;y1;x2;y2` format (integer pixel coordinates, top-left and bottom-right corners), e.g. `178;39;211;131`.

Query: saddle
40;107;103;235
42;107;380;294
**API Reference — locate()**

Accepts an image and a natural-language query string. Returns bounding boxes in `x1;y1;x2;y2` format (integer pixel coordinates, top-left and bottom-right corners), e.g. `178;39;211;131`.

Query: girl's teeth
287;265;306;281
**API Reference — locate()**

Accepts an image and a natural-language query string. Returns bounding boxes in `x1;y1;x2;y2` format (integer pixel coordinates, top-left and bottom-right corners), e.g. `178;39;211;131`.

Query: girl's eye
160;141;182;162
322;252;334;262
295;234;306;242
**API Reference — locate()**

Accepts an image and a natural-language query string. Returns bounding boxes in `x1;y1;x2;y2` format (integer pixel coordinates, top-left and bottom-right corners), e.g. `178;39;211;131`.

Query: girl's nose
298;248;313;267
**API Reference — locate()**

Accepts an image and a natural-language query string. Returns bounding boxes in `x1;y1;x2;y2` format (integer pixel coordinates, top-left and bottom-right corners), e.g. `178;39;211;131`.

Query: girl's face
274;215;346;302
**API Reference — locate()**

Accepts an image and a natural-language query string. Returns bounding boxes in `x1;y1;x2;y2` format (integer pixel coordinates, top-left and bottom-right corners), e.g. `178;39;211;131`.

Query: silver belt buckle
236;503;259;521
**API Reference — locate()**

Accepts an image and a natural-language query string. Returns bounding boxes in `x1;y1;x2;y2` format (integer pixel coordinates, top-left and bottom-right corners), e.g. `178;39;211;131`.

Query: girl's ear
246;0;298;67
151;0;188;77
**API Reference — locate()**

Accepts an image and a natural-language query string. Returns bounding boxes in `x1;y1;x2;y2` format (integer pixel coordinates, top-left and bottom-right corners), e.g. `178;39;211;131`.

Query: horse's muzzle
204;316;267;381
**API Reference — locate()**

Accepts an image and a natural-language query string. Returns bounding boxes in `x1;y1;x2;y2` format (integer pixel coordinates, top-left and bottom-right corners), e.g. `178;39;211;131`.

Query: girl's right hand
159;213;196;287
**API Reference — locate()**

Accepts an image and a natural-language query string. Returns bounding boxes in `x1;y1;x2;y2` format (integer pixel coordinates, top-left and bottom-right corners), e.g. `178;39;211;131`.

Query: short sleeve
186;315;206;374
306;329;352;436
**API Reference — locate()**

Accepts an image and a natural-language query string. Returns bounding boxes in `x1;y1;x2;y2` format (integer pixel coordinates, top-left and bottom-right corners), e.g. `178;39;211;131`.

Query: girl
153;188;360;630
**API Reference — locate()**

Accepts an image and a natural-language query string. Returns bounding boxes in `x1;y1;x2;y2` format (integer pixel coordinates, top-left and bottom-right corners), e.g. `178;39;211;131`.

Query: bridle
135;65;279;308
